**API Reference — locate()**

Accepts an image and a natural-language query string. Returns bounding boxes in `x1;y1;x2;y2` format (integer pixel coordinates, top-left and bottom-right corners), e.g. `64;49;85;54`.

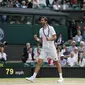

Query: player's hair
41;16;48;22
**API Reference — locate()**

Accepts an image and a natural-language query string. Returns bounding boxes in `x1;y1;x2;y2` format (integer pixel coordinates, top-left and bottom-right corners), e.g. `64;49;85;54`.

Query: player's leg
26;50;46;82
49;48;64;83
54;61;64;82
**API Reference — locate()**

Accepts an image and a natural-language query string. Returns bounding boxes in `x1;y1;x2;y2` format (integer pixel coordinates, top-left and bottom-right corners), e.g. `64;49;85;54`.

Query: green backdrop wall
0;24;68;44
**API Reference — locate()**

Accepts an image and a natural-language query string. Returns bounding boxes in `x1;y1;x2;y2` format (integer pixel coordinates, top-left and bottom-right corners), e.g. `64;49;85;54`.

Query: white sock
32;72;37;79
59;73;63;79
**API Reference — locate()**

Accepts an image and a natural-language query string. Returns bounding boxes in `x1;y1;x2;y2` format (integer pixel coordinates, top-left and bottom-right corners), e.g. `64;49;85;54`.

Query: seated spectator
82;0;85;10
38;0;47;8
69;40;77;52
74;31;82;43
73;47;79;63
33;0;39;8
21;42;33;63
21;0;27;8
55;33;64;46
15;0;21;8
72;0;81;10
67;52;76;67
27;0;33;8
0;47;7;63
33;43;42;62
62;0;70;10
78;51;85;67
82;27;85;42
61;45;66;55
26;47;34;62
63;46;70;58
78;41;85;53
60;55;67;66
53;0;61;10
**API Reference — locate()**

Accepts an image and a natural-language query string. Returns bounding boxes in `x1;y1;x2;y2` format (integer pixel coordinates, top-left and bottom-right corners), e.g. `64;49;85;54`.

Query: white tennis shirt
39;25;56;48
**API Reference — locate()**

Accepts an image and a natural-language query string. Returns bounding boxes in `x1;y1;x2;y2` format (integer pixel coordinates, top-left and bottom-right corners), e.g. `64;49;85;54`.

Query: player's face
40;18;47;26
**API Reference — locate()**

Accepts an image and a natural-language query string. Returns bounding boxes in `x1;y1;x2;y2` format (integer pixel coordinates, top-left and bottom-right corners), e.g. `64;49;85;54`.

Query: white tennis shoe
57;78;64;83
26;76;35;82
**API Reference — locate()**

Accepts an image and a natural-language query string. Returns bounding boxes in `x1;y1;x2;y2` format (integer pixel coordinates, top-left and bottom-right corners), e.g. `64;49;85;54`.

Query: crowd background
0;0;85;10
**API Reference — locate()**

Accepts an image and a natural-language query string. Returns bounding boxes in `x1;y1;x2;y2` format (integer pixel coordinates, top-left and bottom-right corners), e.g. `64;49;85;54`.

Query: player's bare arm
46;34;56;41
34;34;42;43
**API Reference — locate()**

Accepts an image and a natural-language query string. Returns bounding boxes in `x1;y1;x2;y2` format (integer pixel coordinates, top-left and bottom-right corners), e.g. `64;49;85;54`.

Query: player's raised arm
34;34;42;43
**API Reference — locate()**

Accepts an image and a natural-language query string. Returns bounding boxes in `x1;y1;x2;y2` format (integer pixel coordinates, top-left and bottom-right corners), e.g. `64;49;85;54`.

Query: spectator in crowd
27;0;33;8
21;42;31;63
1;15;7;23
61;45;66;55
53;0;61;10
82;27;85;42
69;40;77;52
55;33;64;46
73;47;78;63
15;0;21;8
72;0;81;10
56;46;61;60
60;55;66;66
63;46;70;59
33;0;39;8
78;41;85;53
76;26;81;33
62;0;70;10
21;0;27;8
67;52;76;67
82;0;85;10
82;3;85;10
74;31;82;43
0;47;7;63
38;0;47;8
26;47;34;62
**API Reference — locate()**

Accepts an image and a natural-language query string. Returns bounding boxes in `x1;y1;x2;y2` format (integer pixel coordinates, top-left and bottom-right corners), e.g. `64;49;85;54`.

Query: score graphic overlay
0;67;31;78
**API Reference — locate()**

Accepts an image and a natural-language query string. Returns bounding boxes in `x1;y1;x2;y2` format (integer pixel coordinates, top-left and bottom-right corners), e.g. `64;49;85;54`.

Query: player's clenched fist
34;34;37;39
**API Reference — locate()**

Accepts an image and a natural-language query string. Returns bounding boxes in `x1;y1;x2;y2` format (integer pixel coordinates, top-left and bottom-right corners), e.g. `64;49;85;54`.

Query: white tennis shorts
39;46;58;61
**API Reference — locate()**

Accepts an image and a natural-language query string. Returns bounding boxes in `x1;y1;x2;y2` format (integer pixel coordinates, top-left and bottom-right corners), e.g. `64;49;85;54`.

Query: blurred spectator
73;47;78;63
21;42;32;63
69;41;77;52
55;33;64;46
53;0;61;10
1;15;7;22
72;0;81;10
82;27;85;42
63;46;70;58
74;31;82;42
62;0;70;10
15;0;21;8
61;45;66;55
33;0;39;8
26;47;34;62
27;0;33;8
67;52;76;67
60;55;67;66
78;41;85;53
0;47;7;63
82;3;85;10
21;0;27;8
38;0;47;8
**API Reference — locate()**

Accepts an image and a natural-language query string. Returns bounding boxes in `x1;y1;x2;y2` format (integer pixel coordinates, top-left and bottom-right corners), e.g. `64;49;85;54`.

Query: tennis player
26;16;64;83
